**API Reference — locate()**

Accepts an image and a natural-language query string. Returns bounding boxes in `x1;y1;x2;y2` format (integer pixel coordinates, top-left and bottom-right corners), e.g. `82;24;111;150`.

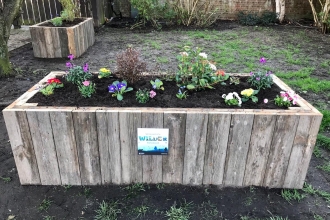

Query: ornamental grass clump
176;46;229;90
116;46;147;84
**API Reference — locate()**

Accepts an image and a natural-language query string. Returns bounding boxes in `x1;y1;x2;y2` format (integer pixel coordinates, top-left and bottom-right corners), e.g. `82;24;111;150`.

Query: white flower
264;99;268;103
199;52;207;59
209;63;217;71
222;94;226;99
233;92;242;106
226;93;234;100
283;97;288;102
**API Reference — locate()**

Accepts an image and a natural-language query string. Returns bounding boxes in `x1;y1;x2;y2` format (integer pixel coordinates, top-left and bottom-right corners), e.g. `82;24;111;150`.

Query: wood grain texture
96;110;122;184
3;110;41;185
244;114;276;186
263;114;300;188
203;113;231;185
50;110;81;185
163;112;186;184
183;113;208;185
224;113;254;186
73;110;101;185
119;111;142;183
284;115;322;188
141;112;163;184
26;110;61;185
43;27;54;58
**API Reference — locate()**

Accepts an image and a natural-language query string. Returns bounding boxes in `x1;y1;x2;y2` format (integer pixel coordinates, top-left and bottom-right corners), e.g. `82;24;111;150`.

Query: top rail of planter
3;71;321;116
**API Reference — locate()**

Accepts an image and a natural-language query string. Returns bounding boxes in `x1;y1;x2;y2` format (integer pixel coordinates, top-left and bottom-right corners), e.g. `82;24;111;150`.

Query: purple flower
249;72;254;76
256;77;260;81
259;57;266;64
108;85;116;93
83;63;89;72
82;81;90;86
117;82;126;90
152;84;157;89
68;54;74;60
66;62;73;68
150;90;156;98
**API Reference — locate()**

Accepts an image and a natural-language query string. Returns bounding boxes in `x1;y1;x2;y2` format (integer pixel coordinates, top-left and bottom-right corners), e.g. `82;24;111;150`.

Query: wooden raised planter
3;72;322;189
29;18;95;58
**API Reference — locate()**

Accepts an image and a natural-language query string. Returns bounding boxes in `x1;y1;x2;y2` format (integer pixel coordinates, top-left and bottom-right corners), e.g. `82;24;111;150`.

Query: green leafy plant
50;17;63;26
176;86;188;99
165;199;193;220
133;204;149;218
38;199;52;212
98;68;112;79
0;176;11;183
281;189;305;203
150;78;164;90
247;58;273;90
108;80;133;101
136;88;150;103
241;88;259;103
65;54;92;85
222;92;242;107
176;46;228;90
78;80;95;98
58;0;79;22
237;11;277;26
230;76;240;85
123;183;145;199
94;200;121;220
40;78;64;96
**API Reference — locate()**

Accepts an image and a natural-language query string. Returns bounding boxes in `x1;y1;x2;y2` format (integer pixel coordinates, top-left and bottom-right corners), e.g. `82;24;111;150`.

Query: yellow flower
99;68;110;73
241;88;254;97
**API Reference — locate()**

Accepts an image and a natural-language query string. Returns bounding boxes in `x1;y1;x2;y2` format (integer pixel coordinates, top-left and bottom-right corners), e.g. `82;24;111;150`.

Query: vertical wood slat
26;0;35;24
243;114;276;186
44;27;54;58
73;110;101;185
203;113;231;185
50;110;81;185
141;112;163;184
283;115;323;188
224;113;254;186
163;112;186;184
96;110;122;185
26;110;61;185
263;114;300;188
3;110;41;185
183;113;208;185
119;111;142;184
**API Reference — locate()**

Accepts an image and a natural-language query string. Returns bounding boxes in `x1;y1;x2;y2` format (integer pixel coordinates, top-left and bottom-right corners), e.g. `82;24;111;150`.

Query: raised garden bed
2;72;322;188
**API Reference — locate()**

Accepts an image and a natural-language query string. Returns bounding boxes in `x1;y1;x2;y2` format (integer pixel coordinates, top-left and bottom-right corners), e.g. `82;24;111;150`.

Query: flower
233;92;242;106
264;98;268;103
216;70;225;76
83;63;89;72
222;94;226;98
82;80;90;86
108;85;116;93
259;57;266;64
180;52;188;56
256;77;260;81
226;93;234;100
150;90;156;98
283;97;288;102
66;62;73;68
117;82;126;90
249;72;254;76
241;88;254;97
199;52;207;59
47;78;61;84
209;63;217;71
99;68;110;73
68;54;74;60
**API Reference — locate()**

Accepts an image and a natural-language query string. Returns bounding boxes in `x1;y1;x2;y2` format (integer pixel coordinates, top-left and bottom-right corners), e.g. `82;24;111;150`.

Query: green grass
123;183;146;198
319;109;330;132
132;204;149;218
303;183;330;204
43;216;55;220
38;199;52;212
276;67;314;79
281;189;305;203
317;162;330;172
320;60;330;68
198;200;219;219
94;200;121;220
165;199;193;220
316;134;330;151
313;145;323;158
0;176;11;183
156;56;169;63
314;214;324;220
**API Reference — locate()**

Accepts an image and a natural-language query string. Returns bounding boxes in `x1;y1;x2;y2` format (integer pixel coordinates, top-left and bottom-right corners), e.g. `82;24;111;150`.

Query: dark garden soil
28;75;284;109
40;18;86;27
1;19;330;220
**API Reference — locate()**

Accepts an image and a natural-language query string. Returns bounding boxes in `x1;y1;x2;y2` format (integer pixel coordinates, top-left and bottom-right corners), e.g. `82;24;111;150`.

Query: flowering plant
176;86;188;99
108;80;133;101
40;78;63;96
241;88;259;103
98;68;112;79
175;46;229;90
222;92;242;107
136;89;150;103
78;81;95;98
274;91;298;107
247;57;273;90
65;54;92;85
150;79;164;90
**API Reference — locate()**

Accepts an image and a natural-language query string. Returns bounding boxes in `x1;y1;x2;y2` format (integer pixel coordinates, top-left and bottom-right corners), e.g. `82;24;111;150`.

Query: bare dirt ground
1;20;330;220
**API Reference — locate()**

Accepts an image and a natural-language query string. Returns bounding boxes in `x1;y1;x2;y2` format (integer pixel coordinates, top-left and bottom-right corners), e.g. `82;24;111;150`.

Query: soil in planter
28;75;289;109
39;18;86;27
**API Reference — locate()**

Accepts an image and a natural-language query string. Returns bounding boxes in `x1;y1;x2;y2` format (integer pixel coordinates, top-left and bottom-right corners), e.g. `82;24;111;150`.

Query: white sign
137;128;169;155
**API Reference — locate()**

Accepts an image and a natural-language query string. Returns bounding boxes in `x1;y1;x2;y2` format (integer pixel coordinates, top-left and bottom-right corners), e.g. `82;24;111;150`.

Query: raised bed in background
2;72;322;188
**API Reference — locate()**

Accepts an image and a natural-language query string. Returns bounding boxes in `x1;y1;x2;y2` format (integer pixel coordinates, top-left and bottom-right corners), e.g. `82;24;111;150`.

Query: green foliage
319;109;330;132
94;200;121;220
274;95;292;107
98;68;112;79
303;183;330;204
316;134;330;151
317;162;330;172
0;176;11;183
150;78;164;90
165;200;193;220
247;71;273;90
313;145;322;158
241;88;258;103
281;189;305;203
59;0;77;21
40;80;64;96
237;11;277;26
50;17;63;26
198;200;219;219
40;85;55;96
132;204;149;218
176;86;188;99
136;88;150;103
66;65;92;85
38;199;52;212
108;80;133;101
123;183;145;199
222;92;242;107
78;81;96;98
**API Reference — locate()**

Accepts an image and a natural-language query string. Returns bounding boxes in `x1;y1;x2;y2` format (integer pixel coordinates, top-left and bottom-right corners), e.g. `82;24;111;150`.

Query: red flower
216;69;225;76
47;78;61;84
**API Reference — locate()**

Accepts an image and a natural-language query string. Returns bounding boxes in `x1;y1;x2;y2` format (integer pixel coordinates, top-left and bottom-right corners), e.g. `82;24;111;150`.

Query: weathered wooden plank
3;110;41;185
50;110;81;185
182;113;208;185
50;27;61;57
224;113;254;186
96;110;122;184
119;111;142;183
58;28;69;57
203;113;231;185
67;27;76;56
162;112;186;184
243;114;276;186
73;110;102;185
44;27;54;58
141;112;163;184
26;110;61;185
263;114;300;188
283;115;322;188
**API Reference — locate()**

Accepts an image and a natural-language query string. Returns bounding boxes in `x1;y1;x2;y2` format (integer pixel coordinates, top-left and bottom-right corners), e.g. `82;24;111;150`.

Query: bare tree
0;0;23;76
307;0;330;33
276;0;285;23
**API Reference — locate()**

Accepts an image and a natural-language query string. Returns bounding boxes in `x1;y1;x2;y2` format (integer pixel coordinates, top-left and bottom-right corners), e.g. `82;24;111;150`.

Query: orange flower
216;69;225;76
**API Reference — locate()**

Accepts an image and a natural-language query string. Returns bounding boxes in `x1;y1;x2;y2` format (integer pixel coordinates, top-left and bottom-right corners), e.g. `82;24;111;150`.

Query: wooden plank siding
2;72;323;188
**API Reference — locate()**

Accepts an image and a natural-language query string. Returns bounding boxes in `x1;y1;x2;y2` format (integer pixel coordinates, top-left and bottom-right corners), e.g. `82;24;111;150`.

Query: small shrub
136;88;150;103
116;46;147;84
50;17;63;26
260;11;277;25
237;11;277;26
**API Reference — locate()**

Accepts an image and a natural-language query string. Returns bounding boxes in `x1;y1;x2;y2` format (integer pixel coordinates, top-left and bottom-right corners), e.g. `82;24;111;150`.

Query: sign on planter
137;128;169;155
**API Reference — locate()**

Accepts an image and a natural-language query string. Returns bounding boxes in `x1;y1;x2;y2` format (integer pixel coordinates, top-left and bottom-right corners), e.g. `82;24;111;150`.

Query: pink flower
150;90;156;98
259;57;266;64
249;72;254;76
82;81;90;86
264;99;268;104
68;54;74;60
